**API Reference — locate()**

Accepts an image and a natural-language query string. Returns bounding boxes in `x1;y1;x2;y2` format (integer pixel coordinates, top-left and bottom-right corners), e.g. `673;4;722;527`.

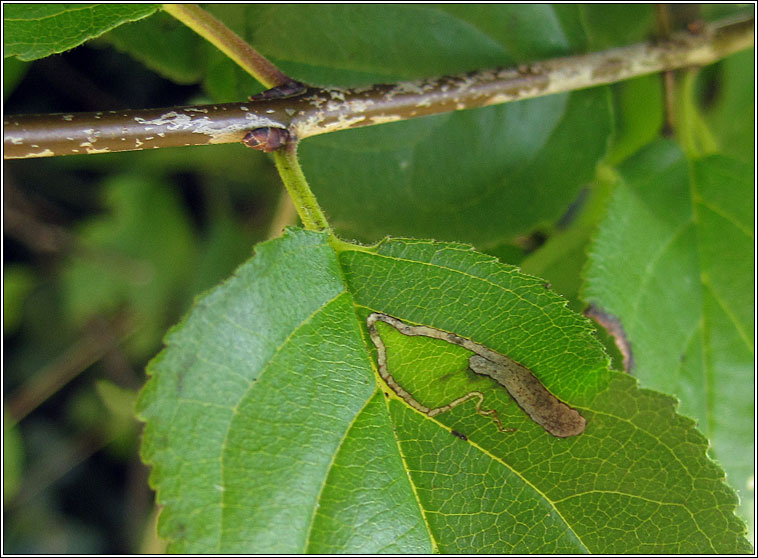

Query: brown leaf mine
468;355;586;438
367;313;586;438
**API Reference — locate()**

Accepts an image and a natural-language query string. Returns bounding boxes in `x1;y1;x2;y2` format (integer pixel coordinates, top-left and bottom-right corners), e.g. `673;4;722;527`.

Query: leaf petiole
272;143;331;232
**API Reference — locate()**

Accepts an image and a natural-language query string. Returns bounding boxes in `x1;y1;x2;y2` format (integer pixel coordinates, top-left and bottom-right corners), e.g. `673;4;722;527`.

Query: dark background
4;39;281;553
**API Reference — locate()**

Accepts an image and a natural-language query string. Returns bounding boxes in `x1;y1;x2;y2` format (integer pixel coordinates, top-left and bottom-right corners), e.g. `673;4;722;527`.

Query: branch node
249;80;309;101
242;127;291;153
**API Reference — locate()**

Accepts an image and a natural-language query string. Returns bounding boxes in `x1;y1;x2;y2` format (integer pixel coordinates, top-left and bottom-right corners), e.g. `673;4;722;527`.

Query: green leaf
194;5;612;245
139;228;750;553
94;380;140;456
61;174;195;357
3;265;36;334
301;88;610;246
579;4;654;49
520;167;617;312
139;229;373;552
604;74;665;166
95;379;137;425
197;5;265;101
3;4;159;61
99;10;204;84
248;4;514;85
583;140;754;535
699;49;755;165
3;413;24;503
3;56;30;99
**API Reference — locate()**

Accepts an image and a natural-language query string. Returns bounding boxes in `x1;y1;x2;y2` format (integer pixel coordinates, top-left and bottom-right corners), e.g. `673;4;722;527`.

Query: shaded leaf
249;4;513;85
519;168;615;312
3;56;31;99
300;88;610;246
699;49;755;165
61;174;195;357
604;74;665;166
583;140;754;534
100;10;204;85
3;4;158;61
3;413;24;502
3;265;35;334
579;4;654;49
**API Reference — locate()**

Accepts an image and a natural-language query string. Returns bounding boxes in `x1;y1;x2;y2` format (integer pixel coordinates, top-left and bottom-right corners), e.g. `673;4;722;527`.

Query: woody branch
4;13;753;160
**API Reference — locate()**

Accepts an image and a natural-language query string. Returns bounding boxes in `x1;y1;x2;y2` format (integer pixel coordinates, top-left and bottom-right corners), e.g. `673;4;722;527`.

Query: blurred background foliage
3;32;285;553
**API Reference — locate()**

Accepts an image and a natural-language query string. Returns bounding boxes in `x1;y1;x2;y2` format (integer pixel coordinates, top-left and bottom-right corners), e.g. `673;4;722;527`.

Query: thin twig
6;313;135;423
656;4;683;137
3;178;73;253
162;4;291;88
7;427;117;509
4;13;753;160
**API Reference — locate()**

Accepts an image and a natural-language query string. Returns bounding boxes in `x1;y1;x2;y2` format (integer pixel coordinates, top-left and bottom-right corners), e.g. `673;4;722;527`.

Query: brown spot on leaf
451;430;468;441
585;304;635;372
